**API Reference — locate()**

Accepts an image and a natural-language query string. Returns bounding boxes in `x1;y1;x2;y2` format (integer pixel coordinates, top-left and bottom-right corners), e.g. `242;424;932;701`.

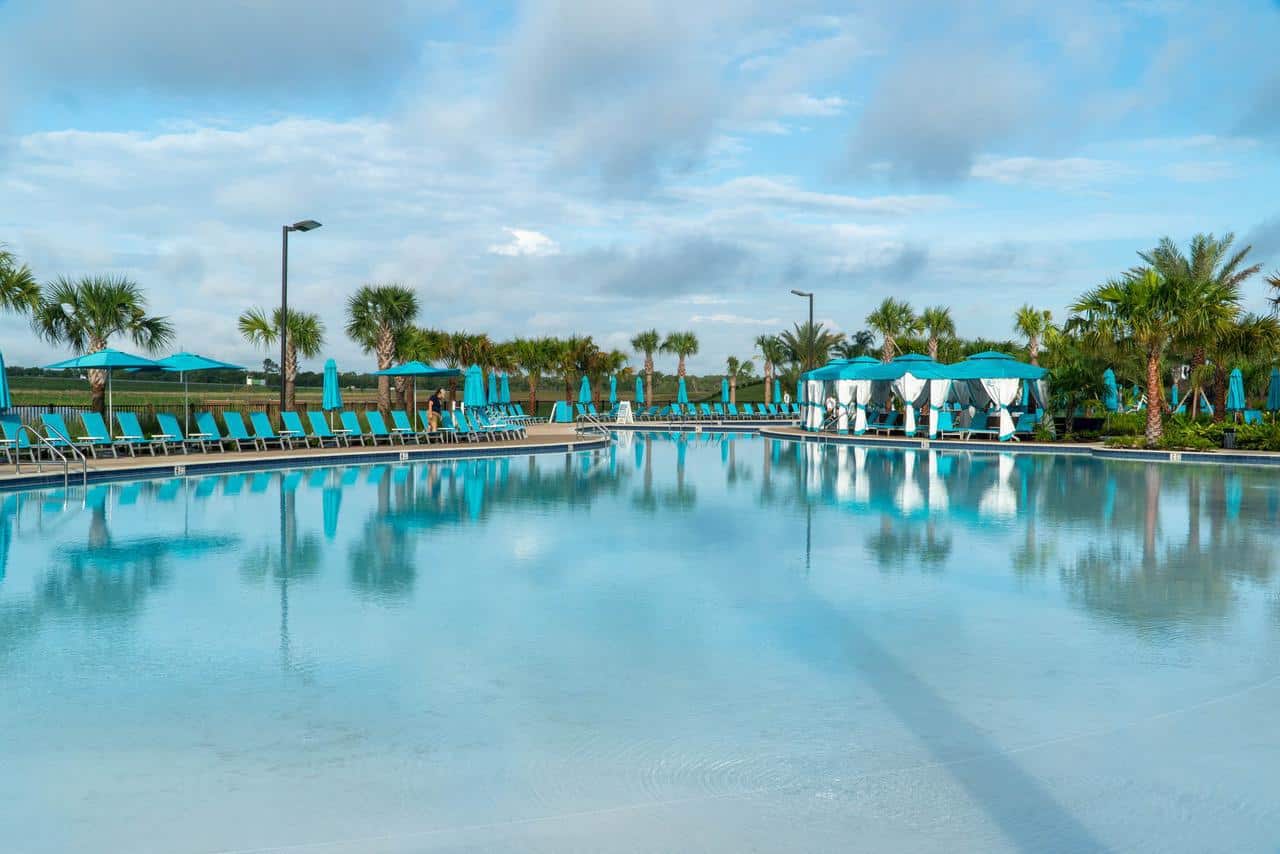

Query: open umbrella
1226;367;1246;412
1102;368;1119;412
1267;368;1280;413
373;361;462;427
677;376;689;404
45;349;158;427
463;364;486;408
144;352;244;433
499;373;511;404
0;351;11;410
609;375;617;406
578;375;591;404
635;375;645;404
721;377;729;403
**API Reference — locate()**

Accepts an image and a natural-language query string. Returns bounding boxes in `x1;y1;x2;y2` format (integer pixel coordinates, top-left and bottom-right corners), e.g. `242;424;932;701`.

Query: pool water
1;434;1277;853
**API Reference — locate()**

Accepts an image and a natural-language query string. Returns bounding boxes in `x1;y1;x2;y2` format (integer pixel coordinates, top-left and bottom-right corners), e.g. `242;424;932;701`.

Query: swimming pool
1;434;1276;852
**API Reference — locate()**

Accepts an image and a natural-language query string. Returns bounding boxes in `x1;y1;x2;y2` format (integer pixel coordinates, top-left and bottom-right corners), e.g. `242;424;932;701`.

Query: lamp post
790;289;814;370
280;219;322;413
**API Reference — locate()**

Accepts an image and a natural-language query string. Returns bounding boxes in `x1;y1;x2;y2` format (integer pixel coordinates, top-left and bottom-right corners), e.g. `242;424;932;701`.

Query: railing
575;411;610;436
12;423;89;489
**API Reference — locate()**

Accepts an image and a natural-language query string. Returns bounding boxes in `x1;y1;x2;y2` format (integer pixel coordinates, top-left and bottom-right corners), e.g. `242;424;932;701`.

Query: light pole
280;219;322;413
790;289;814;370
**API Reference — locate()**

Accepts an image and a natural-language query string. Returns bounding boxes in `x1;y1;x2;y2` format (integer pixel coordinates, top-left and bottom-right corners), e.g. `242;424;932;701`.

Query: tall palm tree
0;245;39;315
832;330;875;359
557;335;600;400
920;305;955;361
238;307;325;412
32;275;174;414
725;356;754;405
1071;267;1236;444
660;331;699;377
595;349;628;402
778;321;842;372
755;333;787;403
631;329;661;404
511;337;560;414
439;331;493;403
865;297;919;362
1267;270;1280;309
345;283;419;415
1013;305;1054;366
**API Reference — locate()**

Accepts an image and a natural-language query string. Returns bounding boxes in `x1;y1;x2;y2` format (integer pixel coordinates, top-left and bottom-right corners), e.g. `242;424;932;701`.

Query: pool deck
0;422;608;491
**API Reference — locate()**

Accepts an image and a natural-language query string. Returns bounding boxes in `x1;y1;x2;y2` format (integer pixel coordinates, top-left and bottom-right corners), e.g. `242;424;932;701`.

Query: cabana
856;354;951;438
803;356;880;434
944;351;1048;441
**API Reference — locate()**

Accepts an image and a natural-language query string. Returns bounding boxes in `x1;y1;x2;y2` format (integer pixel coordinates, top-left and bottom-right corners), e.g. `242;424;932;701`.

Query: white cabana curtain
980;378;1022;440
927;378;953;438
834;379;854;433
852;379;871;434
890;372;928;437
805;379;824;431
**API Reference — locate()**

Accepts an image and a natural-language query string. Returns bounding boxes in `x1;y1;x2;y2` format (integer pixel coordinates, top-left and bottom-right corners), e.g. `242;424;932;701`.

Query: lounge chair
339;411;372;446
512;403;538;423
115;412;166;455
221;412;260;451
156;413;208;453
446;410;478;442
962;411;1000;440
194;411;231;451
39;413;98;456
1012;412;1039;440
391;410;426;443
249;412;291;450
0;415;38;463
420;408;457;443
305;411;347;447
79;413;128;457
364;411;400;445
279;411;313;448
935;409;964;439
867;411;901;435
465;409;504;441
481;409;525;438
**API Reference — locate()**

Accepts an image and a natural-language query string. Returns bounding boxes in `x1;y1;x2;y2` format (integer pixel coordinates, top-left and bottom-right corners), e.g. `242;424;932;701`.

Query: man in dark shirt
427;389;444;431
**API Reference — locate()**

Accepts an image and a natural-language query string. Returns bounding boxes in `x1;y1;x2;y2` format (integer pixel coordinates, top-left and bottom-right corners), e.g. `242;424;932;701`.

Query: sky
1;0;1279;374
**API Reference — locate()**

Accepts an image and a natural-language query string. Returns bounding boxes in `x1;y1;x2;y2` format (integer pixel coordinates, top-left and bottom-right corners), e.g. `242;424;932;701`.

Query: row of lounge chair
0;406;529;463
576;401;801;422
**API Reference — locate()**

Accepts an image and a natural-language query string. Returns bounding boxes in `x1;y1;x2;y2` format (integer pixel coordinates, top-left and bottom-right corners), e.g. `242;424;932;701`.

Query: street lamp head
288;219;322;232
790;289;812;297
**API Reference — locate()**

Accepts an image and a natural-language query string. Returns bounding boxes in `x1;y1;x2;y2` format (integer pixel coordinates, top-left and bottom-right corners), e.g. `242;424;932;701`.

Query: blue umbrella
578;375;591;404
322;358;343;419
322;486;341;540
1226;367;1246;412
372;361;462;427
609;375;617;406
721;377;729;403
131;351;245;432
1102;368;1119;412
488;371;498;405
45;348;159;426
0;351;11;410
772;377;781;405
463;364;486;408
1266;368;1280;413
1170;382;1180;410
500;373;511;404
635;375;645;404
796;378;803;407
677;376;689;404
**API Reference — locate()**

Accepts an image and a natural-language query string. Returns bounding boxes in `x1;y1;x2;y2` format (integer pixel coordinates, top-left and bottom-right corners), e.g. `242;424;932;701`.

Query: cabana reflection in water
1;436;1277;852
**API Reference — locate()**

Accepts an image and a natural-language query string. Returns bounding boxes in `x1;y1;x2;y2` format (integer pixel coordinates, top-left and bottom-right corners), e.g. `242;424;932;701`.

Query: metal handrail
575;412;610;436
12;424;89;489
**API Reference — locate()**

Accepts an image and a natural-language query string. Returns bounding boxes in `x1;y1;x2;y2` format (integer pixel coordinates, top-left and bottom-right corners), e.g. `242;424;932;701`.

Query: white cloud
1163;160;1235;183
488;228;561;257
673;176;949;215
690;313;781;326
970;156;1134;190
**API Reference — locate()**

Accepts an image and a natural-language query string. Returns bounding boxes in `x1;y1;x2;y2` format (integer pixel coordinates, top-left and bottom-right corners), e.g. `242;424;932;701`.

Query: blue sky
2;0;1279;372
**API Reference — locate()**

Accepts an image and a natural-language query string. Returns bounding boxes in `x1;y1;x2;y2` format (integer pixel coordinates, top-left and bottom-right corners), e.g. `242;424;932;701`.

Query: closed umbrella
1170;382;1180;410
0;351;11;410
577;375;591;404
1102;368;1119;412
322;486;341;540
322;358;343;414
45;348;159;427
499;373;511;404
1266;368;1280;413
772;377;781;405
1226;367;1246;412
796;378;803;407
488;371;498;405
677;376;689;404
635;375;645;404
609;375;617;407
463;364;486;408
721;377;729;403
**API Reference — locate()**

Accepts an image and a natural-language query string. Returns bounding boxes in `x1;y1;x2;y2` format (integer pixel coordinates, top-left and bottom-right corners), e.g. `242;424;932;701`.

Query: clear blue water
1;433;1278;853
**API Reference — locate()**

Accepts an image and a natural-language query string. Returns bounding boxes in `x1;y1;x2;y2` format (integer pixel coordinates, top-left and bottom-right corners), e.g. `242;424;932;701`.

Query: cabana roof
858;353;951;381
805;355;879;381
945;351;1046;380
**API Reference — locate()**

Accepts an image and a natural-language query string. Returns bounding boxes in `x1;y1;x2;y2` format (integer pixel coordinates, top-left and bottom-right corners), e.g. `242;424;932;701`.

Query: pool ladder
575;412;611;436
11;424;89;489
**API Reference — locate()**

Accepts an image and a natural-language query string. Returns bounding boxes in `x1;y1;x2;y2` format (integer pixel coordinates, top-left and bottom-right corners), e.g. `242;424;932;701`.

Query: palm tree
865;297;919;362
1071;267;1237;444
778;321;842;372
920;306;955;361
832;330;875;359
1013;305;1054;366
0;245;39;315
660;331;699;377
725;356;754;404
557;335;601;400
1267;270;1280;309
32;275;174;415
238;307;325;411
345;284;419;416
755;333;787;403
511;337;560;414
631;329;661;404
1204;313;1280;416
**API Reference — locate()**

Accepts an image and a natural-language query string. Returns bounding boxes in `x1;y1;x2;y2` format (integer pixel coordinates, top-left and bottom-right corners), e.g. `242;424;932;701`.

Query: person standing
427;389;444;431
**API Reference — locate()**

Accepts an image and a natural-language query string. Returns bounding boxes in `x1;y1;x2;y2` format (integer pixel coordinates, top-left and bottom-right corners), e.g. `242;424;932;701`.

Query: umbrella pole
107;371;113;430
184;372;190;434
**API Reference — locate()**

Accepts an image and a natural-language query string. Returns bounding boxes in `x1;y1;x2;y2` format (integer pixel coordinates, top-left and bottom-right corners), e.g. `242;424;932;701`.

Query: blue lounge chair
364;411;399;445
156;413;208;453
479;409;525;438
194;411;231;451
962;411;1000;439
339;411;370;446
713;403;726;417
115;412;166;455
391;410;425;443
465;409;504;441
0;415;38;463
79;413;126;457
867;411;901;435
420;408;457;443
39;412;90;455
221;412;260;451
740;403;757;418
446;410;478;443
249;412;291;450
699;403;713;418
279;412;314;448
305;411;347;447
934;409;964;439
